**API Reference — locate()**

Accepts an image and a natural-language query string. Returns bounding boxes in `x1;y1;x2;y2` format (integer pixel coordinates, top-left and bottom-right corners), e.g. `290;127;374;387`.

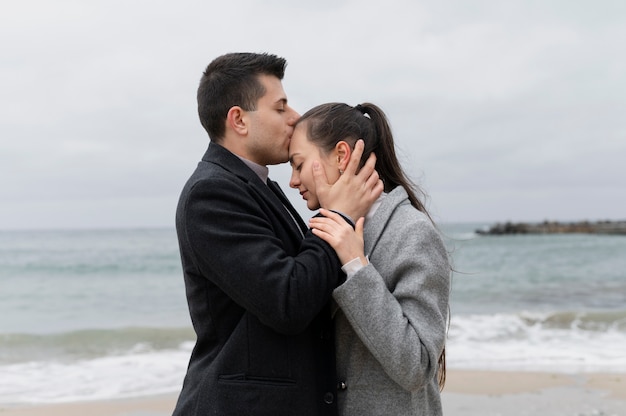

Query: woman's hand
309;208;367;267
312;140;383;220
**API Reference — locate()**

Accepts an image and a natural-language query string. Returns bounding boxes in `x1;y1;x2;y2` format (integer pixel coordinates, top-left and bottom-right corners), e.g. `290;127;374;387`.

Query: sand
1;370;624;415
443;370;626;415
0;394;177;416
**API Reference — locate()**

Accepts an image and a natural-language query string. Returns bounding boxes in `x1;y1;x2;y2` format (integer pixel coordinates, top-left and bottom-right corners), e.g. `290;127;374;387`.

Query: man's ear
226;106;247;136
335;140;352;172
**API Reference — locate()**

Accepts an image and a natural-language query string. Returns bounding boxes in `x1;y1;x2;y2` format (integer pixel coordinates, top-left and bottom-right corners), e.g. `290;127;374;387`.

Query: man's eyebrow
275;97;288;105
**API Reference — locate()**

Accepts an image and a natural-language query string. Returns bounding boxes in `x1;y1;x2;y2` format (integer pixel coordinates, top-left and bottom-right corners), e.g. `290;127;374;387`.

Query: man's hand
313;139;384;220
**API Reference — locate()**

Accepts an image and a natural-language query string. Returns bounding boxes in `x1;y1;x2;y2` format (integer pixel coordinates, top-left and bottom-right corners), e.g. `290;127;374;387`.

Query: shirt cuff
341;257;365;279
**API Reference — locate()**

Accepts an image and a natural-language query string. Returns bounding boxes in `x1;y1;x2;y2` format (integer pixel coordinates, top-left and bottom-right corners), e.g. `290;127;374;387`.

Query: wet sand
1;370;624;415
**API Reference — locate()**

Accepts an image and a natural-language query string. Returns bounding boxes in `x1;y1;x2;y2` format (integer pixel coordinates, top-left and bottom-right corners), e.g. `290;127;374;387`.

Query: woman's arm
312;208;450;391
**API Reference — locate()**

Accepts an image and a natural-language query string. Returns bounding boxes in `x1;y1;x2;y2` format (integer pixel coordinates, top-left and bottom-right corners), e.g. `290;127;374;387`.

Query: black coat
173;142;341;416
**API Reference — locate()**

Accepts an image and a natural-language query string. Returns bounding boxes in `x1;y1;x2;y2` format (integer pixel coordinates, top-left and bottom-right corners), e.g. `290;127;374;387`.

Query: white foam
0;342;194;405
3;313;626;405
446;313;626;373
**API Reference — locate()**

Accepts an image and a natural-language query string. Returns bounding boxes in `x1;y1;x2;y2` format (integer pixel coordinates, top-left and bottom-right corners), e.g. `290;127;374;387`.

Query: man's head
197;53;298;166
198;53;286;142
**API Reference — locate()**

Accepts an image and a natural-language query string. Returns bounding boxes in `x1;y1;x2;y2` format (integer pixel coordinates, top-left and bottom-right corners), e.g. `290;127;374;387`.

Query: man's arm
180;176;342;334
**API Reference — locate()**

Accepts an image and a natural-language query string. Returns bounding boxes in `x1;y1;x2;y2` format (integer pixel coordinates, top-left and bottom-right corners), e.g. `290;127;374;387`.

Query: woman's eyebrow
288;153;300;166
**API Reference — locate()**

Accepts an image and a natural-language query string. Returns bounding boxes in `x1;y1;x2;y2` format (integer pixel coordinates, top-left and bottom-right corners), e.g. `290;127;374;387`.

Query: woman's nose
289;171;299;189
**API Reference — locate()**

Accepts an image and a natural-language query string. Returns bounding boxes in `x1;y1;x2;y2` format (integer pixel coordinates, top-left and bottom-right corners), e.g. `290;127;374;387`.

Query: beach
0;394;176;416
1;370;624;415
443;370;626;415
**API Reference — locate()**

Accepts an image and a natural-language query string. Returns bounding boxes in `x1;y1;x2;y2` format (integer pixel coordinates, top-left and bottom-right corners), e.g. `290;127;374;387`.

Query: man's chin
266;156;289;166
268;152;290;165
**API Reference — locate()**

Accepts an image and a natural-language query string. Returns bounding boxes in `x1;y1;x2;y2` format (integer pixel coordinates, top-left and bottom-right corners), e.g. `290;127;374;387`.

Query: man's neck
235;154;269;184
218;135;269;183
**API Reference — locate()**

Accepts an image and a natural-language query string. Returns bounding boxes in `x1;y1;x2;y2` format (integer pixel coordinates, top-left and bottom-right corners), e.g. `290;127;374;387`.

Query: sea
1;224;625;405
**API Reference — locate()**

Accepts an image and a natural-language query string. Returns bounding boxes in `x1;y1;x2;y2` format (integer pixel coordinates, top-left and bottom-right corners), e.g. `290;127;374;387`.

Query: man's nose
288;108;300;126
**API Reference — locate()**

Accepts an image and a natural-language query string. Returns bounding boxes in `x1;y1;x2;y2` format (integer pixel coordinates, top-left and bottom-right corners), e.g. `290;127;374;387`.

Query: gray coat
333;186;450;416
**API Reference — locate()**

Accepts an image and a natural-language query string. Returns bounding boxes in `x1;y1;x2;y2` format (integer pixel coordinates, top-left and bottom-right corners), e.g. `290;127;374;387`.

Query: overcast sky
2;0;624;230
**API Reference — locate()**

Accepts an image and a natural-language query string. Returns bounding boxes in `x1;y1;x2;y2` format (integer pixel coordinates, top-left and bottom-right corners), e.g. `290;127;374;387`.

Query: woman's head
288;102;429;215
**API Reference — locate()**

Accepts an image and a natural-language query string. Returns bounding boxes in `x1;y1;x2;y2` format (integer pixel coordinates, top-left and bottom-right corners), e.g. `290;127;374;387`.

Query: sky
1;0;625;230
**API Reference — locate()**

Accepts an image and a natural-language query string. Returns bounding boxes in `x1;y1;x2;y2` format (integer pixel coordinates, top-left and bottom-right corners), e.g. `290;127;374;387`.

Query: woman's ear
226;106;247;136
335;140;352;173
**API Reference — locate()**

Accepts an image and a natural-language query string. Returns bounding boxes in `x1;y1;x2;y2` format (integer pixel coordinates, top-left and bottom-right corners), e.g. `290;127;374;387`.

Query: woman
288;103;450;416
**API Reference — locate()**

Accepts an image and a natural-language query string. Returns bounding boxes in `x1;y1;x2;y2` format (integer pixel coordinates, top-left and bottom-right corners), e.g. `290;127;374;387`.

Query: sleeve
179;175;343;335
340;257;366;278
332;213;450;391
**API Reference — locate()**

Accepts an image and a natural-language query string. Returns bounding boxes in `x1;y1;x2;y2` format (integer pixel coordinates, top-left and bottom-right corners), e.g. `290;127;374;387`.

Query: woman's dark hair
296;102;447;389
197;52;287;142
296;102;432;217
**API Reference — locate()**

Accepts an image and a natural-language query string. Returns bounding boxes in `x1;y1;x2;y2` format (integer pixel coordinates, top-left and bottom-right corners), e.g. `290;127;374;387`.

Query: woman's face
288;123;340;211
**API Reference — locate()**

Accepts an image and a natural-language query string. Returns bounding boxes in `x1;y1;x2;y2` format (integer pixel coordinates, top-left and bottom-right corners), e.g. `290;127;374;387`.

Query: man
173;52;382;415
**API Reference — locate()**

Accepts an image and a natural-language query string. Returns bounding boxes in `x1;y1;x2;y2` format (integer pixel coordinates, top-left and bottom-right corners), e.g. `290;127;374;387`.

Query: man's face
244;75;299;166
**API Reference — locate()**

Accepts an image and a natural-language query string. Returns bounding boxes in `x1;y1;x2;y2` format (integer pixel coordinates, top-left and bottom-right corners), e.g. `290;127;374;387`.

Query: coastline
1;370;624;416
475;219;626;235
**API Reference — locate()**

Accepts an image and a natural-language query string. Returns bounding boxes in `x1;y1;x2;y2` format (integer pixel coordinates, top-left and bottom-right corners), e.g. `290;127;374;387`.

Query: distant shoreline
476;220;626;235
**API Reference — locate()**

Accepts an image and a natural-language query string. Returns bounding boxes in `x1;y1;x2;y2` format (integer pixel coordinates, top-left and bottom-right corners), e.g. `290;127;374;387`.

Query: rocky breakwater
476;220;626;235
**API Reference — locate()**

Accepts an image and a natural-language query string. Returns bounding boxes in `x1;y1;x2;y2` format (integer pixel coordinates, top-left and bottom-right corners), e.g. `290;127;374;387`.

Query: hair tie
355;104;371;119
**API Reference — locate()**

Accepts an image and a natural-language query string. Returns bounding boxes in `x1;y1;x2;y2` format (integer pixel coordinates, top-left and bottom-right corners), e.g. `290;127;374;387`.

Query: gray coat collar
364;186;410;256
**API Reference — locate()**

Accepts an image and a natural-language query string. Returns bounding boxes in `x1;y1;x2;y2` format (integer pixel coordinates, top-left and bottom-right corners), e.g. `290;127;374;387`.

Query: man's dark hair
197;52;287;142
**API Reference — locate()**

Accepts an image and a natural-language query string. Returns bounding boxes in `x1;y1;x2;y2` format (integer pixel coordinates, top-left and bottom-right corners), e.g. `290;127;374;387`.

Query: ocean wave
519;310;626;331
0;343;193;405
2;313;625;404
447;310;626;373
0;326;195;404
0;326;195;364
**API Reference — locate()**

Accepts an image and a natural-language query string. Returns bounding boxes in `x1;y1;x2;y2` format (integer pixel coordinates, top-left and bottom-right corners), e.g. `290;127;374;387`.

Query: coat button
337;381;347;390
324;392;334;404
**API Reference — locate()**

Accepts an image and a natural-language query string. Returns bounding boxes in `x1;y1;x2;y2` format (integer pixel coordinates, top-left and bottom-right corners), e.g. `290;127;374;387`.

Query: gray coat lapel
364;186;409;257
